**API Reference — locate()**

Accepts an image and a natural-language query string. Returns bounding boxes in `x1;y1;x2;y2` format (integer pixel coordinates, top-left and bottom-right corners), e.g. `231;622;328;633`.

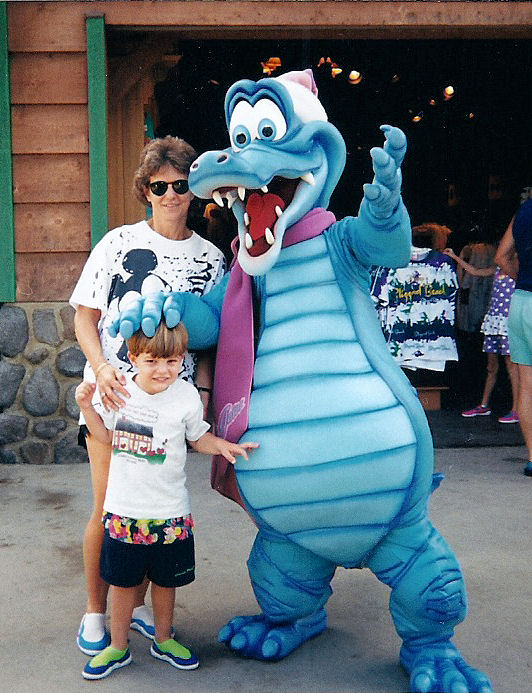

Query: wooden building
2;1;532;304
0;2;531;462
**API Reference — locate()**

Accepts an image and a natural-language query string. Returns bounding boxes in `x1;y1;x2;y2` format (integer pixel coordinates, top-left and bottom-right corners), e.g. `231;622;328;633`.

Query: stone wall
0;303;88;464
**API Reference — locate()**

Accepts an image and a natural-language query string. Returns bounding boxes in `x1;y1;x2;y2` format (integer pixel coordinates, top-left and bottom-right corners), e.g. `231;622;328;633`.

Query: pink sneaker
461;405;491;418
497;410;519;424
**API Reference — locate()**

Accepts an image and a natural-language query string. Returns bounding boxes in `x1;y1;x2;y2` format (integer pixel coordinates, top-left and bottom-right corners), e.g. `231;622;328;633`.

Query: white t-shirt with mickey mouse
70;220;226;386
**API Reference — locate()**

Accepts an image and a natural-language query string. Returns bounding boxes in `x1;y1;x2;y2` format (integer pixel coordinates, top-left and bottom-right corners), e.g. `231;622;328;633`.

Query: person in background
495;198;532;476
444;247;518;423
70;136;226;655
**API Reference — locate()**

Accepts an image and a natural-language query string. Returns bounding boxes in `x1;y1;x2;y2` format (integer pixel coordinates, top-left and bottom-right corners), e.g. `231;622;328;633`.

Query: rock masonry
0;303;89;464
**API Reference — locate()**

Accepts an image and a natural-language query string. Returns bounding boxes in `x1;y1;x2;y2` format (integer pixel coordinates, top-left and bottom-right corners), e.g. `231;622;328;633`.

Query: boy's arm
75;382;113;445
188;432;258;463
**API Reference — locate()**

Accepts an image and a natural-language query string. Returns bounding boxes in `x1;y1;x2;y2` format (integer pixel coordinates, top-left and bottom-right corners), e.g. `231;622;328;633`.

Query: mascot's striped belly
237;236;417;567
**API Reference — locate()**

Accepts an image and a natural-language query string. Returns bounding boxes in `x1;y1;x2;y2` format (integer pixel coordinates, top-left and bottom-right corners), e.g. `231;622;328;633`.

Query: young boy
75;321;257;680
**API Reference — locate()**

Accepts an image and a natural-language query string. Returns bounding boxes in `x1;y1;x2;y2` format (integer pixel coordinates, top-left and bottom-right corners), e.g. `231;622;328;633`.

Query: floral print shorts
102;512;194;545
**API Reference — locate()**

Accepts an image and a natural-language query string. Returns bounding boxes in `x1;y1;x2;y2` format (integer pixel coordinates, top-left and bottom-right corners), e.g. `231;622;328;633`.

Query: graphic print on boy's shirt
112;404;167;465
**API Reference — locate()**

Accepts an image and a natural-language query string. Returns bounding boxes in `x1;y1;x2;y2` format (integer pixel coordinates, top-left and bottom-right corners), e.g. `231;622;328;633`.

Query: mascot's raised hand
110;68;491;693
364;124;406;219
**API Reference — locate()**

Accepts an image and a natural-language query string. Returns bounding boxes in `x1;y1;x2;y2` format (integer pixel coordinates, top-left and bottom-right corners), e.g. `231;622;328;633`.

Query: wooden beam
8;2;532;44
9;53;87;104
83;2;532;37
0;1;15;301
15;251;88;301
14;203;91;253
11;105;88;154
7;1;87;52
86;16;108;246
13;154;89;203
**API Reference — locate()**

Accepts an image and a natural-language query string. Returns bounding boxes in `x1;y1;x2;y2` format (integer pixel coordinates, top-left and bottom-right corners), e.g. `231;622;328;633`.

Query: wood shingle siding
8;1;89;300
5;1;532;302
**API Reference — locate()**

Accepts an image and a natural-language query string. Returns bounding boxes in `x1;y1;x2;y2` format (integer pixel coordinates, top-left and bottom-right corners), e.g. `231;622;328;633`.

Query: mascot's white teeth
238;186;246;201
245;233;253;249
275;206;283;218
212;190;224;207
244;212;250;226
301;172;315;185
265;228;275;245
261;185;269;193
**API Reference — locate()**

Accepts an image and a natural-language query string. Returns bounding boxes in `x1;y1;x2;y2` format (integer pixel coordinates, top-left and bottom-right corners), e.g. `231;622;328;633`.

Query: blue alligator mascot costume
112;69;491;693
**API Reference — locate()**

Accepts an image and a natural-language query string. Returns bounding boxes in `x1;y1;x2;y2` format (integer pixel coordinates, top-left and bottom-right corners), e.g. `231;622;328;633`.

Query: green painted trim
86;16;108;247
0;2;15;301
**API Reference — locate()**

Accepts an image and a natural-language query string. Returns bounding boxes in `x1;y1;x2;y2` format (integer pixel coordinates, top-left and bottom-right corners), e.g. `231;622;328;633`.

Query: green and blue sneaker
82;646;132;680
150;638;199;670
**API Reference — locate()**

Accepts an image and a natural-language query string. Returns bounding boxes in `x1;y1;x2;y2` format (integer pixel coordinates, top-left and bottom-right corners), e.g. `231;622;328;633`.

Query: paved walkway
0;446;530;692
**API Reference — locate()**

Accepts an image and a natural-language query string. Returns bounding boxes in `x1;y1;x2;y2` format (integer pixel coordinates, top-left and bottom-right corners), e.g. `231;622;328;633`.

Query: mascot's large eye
232;125;252;148
229;100;255;150
254;99;287;141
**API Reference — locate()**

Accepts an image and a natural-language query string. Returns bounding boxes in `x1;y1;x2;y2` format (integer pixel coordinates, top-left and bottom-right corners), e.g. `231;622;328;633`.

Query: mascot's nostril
191;162;199;170
217;154;228;163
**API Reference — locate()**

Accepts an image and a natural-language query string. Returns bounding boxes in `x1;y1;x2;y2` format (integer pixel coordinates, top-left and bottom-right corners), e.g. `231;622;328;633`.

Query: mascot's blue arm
342;197;411;272
108;273;228;349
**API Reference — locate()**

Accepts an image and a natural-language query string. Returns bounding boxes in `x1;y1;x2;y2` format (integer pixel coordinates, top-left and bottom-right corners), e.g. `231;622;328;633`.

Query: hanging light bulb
412;112;423;123
443;85;455;100
467;112;475;120
429;98;437;107
261;57;281;75
391;74;400;84
331;65;342;78
348;70;362;85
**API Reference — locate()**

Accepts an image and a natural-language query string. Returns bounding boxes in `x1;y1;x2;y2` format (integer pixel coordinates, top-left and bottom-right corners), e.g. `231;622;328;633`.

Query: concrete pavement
0;446;530;692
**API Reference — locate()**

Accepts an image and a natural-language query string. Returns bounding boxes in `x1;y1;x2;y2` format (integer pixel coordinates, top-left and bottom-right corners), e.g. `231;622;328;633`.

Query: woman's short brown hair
132;136;198;207
126;321;188;359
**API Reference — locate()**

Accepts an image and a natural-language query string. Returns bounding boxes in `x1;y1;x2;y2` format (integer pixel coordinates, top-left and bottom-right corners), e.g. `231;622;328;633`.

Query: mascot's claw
218;610;327;661
381;124;407;167
363;125;404;219
401;644;493;693
108;292;184;339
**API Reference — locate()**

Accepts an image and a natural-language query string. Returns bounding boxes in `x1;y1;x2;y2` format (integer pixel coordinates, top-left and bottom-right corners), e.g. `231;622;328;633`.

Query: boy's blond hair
126;321;188;358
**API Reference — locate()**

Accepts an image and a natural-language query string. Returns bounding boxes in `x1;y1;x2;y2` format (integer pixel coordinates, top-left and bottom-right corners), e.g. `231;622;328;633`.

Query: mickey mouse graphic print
70;220;226;383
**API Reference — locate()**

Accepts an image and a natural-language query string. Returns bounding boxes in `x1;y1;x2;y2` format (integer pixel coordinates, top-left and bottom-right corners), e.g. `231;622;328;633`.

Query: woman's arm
195;352;214;419
442;248;496;277
494;220;519;280
74;305;129;410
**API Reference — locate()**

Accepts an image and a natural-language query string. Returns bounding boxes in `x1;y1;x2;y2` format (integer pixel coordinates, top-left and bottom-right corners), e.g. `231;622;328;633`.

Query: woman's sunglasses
148;179;189;196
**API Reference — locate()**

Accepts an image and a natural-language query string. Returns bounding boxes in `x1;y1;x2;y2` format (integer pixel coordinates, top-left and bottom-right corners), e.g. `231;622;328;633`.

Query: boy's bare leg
151;584;176;643
110;586;137;651
84;434;149;613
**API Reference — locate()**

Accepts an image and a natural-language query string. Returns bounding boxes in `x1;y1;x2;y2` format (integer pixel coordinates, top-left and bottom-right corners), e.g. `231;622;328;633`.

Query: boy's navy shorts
99;530;195;588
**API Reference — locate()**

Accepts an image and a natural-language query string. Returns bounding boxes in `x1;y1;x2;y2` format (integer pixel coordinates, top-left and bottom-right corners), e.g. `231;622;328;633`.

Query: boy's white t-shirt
100;373;210;520
69;221;226;384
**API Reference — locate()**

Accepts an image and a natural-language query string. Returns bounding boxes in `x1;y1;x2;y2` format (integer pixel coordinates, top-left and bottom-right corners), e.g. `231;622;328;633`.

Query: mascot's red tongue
246;192;285;245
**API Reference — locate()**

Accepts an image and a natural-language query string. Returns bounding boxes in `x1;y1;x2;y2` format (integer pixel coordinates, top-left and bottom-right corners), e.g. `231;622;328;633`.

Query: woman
70;136;226;654
443;247;519;423
495;199;532;476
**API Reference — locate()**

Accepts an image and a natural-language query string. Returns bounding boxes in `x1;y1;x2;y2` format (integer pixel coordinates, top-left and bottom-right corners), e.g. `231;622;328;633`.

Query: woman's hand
442;247;457;260
96;363;129;411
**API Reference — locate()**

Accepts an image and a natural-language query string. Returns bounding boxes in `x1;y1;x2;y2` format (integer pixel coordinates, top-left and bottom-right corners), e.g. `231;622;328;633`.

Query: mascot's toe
218;610;327;661
402;644;493;693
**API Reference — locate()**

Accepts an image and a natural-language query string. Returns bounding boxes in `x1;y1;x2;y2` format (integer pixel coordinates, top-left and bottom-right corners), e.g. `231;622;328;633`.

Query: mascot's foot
400;642;492;693
218;609;326;660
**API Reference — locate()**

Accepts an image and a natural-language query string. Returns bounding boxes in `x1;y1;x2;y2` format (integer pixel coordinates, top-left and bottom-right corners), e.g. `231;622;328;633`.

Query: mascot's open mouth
210;174;314;257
